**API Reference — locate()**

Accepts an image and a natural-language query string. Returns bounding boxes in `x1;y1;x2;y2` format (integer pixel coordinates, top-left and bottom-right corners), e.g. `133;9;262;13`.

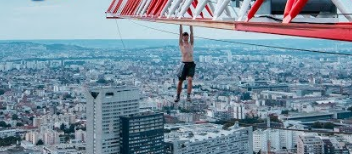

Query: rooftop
288;112;333;118
88;86;138;93
120;111;163;119
164;123;250;143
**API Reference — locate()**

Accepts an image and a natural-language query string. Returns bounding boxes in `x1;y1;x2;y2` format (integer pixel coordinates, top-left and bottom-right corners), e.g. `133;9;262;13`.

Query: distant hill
44;43;88;51
0;42;91;53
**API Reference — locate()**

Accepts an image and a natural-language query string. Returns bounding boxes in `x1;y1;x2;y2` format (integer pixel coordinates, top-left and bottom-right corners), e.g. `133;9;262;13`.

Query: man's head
182;32;189;42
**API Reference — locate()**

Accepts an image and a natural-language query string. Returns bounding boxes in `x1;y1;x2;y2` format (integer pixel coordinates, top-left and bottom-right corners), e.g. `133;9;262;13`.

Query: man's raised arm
179;25;183;46
190;26;194;45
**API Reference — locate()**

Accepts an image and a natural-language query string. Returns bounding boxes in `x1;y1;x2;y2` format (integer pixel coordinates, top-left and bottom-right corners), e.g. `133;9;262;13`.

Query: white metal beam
135;0;147;15
168;0;183;18
331;0;352;21
140;0;152;16
237;0;251;21
159;0;174;17
178;0;194;19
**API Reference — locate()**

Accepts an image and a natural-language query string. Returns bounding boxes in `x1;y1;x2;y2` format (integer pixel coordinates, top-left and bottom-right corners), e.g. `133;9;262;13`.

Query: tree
69;124;75;133
65;136;70;142
0;136;21;146
12;114;19;120
223;121;236;130
36;139;44;145
312;122;322;128
281;110;289;115
0;89;5;95
64;124;75;134
0;121;7;127
60;123;66;131
178;107;190;113
348;106;352;112
291;109;298;112
242;92;251;100
240;117;264;124
96;78;107;84
16;122;24;127
323;122;334;129
269;115;280;122
312;122;334;129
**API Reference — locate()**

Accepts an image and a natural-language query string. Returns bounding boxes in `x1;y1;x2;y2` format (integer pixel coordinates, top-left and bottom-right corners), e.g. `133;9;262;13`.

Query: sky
0;0;290;40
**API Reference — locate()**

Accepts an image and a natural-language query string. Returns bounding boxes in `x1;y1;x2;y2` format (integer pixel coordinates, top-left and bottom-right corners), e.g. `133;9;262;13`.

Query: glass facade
120;112;164;154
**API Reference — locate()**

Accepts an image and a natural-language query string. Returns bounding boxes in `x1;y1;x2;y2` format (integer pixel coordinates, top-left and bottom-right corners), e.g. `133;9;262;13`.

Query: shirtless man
175;25;196;102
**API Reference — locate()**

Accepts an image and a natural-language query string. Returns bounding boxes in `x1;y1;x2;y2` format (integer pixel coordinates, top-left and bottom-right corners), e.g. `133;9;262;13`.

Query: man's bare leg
175;80;183;102
187;77;192;101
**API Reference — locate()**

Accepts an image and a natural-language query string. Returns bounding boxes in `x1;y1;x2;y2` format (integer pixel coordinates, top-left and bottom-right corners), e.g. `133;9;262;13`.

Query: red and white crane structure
106;0;352;42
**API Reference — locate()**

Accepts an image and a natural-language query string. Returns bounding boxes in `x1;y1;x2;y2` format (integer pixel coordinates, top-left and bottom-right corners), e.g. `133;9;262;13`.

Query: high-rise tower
85;86;140;154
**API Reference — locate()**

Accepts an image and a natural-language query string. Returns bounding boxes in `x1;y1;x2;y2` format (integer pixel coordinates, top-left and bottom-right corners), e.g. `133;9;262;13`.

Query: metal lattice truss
106;0;352;42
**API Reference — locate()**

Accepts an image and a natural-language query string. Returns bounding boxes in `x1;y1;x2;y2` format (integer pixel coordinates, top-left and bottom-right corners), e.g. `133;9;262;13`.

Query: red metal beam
205;4;213;17
156;0;169;16
113;0;124;13
147;0;158;16
283;0;309;23
234;22;352;42
107;0;117;13
130;0;141;15
126;0;137;15
246;0;265;22
128;0;141;15
109;17;352;42
192;0;204;18
121;0;134;15
134;0;143;15
284;0;296;17
151;0;165;16
187;7;194;17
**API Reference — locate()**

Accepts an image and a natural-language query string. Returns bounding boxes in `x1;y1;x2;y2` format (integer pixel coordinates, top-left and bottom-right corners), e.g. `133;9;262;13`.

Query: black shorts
177;62;196;80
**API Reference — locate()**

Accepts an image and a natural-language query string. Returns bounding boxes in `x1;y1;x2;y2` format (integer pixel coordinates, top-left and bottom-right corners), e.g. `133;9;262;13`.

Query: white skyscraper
85;86;140;154
253;129;295;153
253;129;269;153
297;134;323;154
233;103;245;119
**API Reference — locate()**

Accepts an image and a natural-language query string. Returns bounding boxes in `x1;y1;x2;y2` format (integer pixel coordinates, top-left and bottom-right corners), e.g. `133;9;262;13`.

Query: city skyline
1;0;352;153
0;39;351;153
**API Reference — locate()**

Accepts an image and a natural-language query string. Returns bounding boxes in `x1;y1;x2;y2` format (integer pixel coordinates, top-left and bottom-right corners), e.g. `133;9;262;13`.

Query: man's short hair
182;32;189;36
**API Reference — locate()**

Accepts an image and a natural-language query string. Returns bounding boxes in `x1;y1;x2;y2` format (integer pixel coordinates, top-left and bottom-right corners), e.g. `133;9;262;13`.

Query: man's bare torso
180;42;193;62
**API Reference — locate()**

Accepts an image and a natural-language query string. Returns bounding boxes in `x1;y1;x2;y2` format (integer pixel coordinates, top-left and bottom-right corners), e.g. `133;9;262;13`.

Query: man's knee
187;77;193;82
